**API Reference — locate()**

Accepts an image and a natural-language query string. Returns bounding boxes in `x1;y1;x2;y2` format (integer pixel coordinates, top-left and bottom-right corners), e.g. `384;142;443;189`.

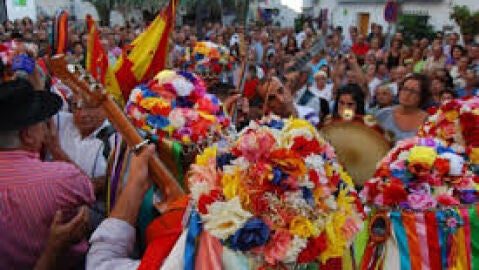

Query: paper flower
188;116;363;265
126;70;230;144
202;197;253;240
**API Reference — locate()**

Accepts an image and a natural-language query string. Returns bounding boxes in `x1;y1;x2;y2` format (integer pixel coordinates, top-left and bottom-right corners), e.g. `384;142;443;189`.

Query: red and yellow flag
108;0;178;102
85;15;123;106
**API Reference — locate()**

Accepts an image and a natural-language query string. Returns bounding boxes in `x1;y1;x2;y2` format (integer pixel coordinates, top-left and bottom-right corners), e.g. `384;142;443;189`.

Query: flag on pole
53;10;68;55
85;15;124;106
109;0;178;102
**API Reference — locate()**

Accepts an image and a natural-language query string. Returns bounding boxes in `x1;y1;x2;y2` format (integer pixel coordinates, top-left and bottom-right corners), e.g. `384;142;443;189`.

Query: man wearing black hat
0;79;95;269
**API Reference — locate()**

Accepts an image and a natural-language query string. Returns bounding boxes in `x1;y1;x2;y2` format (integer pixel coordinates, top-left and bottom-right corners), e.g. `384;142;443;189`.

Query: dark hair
333;83;365;117
450;44;465;58
440;88;457;99
399;73;430;108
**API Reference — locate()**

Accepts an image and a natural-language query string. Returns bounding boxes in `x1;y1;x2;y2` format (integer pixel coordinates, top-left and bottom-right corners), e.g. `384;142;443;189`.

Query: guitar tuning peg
90;83;106;94
80;74;95;84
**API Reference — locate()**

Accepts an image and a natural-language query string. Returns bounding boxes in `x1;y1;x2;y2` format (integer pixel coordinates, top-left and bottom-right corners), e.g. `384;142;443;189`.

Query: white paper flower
129;87;143;103
168;109;187;129
189;181;213;203
283;236;307;263
172;78;195;97
202;197;253;240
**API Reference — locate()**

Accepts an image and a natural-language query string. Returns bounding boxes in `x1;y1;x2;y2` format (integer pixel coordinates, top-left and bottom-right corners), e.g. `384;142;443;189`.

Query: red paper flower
383;179;408;206
297;233;328;263
291;137;323;157
436;194;460;206
198;189;222;214
308;170;320;185
434;158;450;176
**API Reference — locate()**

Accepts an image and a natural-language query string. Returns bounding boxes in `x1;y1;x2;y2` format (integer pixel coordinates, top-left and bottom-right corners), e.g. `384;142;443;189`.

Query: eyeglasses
401;87;421;96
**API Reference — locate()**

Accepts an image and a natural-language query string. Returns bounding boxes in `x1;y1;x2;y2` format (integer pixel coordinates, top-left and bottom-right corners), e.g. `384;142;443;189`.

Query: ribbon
172;141;185;188
390;211;411;270
384;231;400;270
459;207;472;270
414;212;430;270
184;210;203;270
450;208;468;270
469;205;479;270
402;211;421;270
195;231;224;269
137;187;158;251
425;211;442;270
436;211;447;269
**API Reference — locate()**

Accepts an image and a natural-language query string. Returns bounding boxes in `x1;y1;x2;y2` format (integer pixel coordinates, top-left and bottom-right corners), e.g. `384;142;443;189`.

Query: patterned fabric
0;150;95;269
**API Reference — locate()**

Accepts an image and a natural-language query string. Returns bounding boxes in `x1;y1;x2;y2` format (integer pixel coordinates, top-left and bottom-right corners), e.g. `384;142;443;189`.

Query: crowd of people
0;12;479;269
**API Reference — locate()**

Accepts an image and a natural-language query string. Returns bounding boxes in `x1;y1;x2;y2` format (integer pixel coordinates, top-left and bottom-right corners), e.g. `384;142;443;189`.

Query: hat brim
0;91;62;131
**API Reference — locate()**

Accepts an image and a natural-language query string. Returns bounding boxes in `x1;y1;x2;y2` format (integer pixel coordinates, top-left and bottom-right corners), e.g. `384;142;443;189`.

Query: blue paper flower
146;115;170;129
302;187;314;206
267;120;284;130
176;96;194;108
271;167;288;186
216;153;236;168
228;218;270;251
178;70;196;83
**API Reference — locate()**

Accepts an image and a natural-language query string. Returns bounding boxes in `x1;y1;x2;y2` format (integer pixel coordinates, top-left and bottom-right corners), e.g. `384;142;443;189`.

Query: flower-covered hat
187;116;364;266
183;41;232;79
362;97;479;210
126;70;230;144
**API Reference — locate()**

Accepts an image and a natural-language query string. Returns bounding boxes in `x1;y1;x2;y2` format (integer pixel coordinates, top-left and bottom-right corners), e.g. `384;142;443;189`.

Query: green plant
450;5;479;40
397;14;435;45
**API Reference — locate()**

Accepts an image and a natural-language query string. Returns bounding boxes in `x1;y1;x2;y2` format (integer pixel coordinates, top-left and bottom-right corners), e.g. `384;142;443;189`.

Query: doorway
358;13;370;36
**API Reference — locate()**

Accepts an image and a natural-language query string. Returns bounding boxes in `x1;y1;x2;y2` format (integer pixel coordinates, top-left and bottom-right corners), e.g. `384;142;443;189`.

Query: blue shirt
456;87;479;98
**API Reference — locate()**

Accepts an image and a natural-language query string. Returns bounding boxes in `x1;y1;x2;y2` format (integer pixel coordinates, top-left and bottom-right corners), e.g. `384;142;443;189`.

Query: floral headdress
363;97;479;210
183;41;232;78
187;116;363;266
126;70;230;144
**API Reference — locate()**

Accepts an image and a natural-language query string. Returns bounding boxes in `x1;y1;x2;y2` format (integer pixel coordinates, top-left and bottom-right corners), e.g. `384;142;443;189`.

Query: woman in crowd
327;83;366;121
376;73;429;143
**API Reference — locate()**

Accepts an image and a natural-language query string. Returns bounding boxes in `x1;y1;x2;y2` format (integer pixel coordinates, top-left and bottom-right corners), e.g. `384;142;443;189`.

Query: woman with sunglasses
375;73;429;143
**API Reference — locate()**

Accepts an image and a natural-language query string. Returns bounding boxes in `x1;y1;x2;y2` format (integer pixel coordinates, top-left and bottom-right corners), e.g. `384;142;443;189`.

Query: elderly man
0;79;94;269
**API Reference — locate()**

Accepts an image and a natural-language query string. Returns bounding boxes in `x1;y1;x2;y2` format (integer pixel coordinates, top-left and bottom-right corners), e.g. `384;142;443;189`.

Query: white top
311;83;333;102
55;111;114;178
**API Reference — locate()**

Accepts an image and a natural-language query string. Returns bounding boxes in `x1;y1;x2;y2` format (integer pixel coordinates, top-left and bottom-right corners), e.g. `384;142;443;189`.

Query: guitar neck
101;96;185;198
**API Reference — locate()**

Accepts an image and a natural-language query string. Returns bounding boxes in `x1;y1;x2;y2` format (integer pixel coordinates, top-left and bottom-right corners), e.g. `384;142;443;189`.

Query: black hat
0;79;62;131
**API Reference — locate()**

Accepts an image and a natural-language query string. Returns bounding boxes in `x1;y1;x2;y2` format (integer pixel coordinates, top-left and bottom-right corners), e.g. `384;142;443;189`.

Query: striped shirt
0;150;95;269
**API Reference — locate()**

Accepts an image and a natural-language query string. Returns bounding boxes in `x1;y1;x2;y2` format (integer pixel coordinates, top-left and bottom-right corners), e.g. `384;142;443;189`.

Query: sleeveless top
375;107;418;143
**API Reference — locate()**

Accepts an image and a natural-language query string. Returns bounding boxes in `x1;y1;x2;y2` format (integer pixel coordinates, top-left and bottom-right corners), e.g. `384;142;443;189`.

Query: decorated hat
362;97;479;210
183;41;232;79
126;70;230;144
187;116;364;266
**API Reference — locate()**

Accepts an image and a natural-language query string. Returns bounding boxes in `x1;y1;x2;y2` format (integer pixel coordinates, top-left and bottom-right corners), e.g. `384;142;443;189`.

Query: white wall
6;0;37;21
319;0;479;35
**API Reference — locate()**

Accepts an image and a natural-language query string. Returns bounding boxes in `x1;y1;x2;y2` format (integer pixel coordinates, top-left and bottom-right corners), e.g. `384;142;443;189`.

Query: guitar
49;55;185;212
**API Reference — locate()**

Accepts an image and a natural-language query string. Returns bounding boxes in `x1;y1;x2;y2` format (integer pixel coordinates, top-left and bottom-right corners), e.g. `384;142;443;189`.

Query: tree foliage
86;0;168;26
450;5;479;41
397;14;435;45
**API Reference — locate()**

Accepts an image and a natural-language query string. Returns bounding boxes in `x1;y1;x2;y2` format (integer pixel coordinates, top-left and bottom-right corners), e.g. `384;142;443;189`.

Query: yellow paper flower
407;146;437;168
289;216;318;238
196;146;217;166
202;197;253;240
139;97;171;111
284;118;316;134
470;148;479;165
338;166;354;188
222;170;241;200
198;112;216;122
320;212;348;263
444;110;459;122
154;69;176;82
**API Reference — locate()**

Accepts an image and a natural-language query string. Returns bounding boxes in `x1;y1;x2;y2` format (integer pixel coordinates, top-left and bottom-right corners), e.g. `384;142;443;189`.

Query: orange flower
269;149;306;177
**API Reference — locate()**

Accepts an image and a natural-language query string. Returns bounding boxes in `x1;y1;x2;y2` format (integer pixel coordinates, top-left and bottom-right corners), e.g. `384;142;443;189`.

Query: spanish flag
85;15;124;106
109;0;178;102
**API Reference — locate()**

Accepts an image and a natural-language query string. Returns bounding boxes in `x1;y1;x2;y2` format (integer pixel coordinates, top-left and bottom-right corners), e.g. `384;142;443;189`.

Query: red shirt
0;150;95;269
351;43;370;56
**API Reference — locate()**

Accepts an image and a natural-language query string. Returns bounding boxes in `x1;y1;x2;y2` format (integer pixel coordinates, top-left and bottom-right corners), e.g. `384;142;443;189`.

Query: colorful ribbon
469;205;479;270
402;211;421;270
424;211;442;270
391;211;411;270
184;210;202;270
414;212;430;270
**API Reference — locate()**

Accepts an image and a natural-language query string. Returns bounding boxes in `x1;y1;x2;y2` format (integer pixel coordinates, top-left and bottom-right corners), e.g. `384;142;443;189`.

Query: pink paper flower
263;230;292;265
407;192;437;210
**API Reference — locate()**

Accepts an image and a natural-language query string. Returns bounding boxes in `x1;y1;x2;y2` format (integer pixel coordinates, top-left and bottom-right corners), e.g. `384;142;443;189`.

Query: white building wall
318;0;479;35
6;0;37;22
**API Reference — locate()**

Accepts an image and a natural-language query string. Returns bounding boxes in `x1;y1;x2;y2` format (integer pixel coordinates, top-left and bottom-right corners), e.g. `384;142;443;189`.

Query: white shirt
368;77;383;98
55;112;114;178
311;83;333;102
